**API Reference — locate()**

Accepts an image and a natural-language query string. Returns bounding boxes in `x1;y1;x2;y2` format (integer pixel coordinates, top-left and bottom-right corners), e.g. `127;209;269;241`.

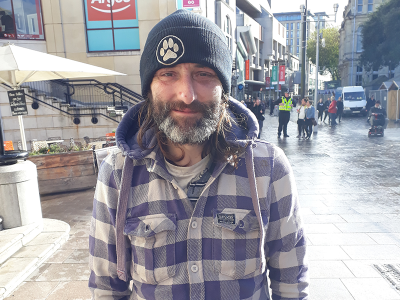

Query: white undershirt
165;155;211;194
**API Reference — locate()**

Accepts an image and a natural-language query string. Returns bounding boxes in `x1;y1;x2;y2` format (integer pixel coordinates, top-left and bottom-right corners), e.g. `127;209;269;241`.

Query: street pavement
5;113;400;300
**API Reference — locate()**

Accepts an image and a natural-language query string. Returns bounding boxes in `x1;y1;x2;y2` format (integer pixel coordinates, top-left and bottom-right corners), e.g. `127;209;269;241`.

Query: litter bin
0;160;42;229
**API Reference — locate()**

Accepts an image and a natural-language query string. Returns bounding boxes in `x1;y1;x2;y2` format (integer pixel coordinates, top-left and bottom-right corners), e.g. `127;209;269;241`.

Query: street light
300;2;307;99
314;4;338;105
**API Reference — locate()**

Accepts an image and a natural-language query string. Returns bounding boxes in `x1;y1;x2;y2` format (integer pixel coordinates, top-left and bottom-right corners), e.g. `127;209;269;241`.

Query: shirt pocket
124;214;176;284
212;208;261;279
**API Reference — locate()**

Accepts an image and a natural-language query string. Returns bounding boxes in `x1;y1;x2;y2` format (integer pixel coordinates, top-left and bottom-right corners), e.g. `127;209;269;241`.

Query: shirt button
191;221;197;229
191;264;199;273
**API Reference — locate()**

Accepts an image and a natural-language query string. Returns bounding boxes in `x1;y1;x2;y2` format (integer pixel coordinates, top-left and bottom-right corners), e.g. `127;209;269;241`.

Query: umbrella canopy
0;43;125;87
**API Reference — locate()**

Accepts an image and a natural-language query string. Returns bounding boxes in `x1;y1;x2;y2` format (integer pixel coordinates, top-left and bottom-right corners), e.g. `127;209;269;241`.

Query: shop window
84;0;140;52
0;0;44;40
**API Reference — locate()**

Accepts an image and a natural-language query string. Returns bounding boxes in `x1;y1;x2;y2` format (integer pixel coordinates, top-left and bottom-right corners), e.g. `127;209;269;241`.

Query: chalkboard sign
8;90;28;116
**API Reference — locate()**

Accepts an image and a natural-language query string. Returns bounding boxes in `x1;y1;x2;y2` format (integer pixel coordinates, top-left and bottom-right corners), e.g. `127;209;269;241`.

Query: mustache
160;99;214;113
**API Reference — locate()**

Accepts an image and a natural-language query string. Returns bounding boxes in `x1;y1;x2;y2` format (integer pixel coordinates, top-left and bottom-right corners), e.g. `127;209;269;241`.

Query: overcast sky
271;0;350;27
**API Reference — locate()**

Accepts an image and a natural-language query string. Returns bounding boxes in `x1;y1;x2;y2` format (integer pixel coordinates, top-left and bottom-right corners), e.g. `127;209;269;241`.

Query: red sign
183;0;200;7
87;0;137;21
279;65;285;84
245;59;250;80
266;77;271;87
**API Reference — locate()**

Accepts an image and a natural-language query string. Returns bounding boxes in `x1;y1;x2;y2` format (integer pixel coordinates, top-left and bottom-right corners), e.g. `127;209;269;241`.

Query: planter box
27;150;97;195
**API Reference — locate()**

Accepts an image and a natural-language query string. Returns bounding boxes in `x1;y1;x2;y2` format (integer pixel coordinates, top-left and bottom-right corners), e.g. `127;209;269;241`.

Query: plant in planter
27;142;97;195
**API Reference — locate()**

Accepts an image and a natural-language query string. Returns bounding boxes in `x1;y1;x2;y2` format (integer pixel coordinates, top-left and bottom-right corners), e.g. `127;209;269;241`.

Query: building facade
339;0;400;87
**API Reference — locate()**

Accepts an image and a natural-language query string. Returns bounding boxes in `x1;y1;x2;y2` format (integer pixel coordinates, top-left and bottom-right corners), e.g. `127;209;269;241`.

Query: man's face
150;63;224;145
256;99;261;105
285;93;289;98
302;99;306;106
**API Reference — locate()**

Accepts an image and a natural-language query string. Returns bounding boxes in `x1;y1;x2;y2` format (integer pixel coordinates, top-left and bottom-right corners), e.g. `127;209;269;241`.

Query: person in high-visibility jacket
278;92;293;137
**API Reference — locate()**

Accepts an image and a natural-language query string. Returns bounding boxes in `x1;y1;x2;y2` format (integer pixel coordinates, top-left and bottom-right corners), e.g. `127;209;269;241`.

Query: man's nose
176;73;196;104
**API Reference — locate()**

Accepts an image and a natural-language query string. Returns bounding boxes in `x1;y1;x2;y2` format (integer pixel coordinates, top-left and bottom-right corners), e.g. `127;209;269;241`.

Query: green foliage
29;143;92;156
307;27;340;80
359;0;400;71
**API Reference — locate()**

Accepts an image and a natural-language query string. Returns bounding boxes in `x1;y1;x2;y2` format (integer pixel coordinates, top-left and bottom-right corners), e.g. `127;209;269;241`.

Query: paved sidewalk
5;113;400;299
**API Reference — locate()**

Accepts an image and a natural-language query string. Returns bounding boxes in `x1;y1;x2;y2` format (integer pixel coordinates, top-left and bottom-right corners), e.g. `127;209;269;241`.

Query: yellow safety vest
279;97;292;111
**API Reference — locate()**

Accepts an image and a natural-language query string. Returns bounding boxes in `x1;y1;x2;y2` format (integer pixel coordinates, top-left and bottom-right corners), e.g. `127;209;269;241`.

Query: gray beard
152;98;222;145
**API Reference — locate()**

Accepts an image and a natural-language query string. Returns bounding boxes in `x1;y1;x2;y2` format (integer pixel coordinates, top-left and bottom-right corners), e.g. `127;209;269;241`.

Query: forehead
156;63;215;72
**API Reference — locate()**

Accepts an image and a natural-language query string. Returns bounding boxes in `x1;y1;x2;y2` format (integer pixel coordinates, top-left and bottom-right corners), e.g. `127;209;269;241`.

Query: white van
341;86;367;116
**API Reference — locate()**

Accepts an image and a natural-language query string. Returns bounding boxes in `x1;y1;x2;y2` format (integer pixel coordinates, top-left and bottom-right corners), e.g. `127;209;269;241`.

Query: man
336;97;344;123
304;100;315;139
89;10;308;300
366;95;376;122
328;96;337;126
369;100;387;117
251;98;265;139
277;91;293;138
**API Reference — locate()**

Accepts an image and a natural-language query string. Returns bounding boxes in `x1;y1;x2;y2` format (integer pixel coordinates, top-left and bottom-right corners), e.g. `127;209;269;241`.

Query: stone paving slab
0;219;69;300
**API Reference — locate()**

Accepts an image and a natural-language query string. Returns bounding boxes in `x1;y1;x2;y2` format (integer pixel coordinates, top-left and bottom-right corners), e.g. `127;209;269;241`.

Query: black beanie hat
140;9;232;97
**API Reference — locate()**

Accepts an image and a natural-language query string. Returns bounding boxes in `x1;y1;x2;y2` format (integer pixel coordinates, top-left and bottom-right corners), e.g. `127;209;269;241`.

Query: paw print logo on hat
156;35;185;66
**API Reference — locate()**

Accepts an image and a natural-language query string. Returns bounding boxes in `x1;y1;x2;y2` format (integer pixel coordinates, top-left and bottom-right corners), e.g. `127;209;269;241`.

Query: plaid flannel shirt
89;140;309;300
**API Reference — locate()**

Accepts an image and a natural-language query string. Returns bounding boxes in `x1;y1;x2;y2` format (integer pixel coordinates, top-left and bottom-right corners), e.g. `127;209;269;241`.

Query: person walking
337;96;344;123
317;98;325;124
328;96;338;126
88;10;309;300
323;98;331;124
296;98;306;138
277;91;293;138
251;98;265;138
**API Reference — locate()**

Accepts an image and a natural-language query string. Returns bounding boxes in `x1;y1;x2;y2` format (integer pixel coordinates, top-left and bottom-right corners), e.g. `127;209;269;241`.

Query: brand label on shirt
217;213;236;225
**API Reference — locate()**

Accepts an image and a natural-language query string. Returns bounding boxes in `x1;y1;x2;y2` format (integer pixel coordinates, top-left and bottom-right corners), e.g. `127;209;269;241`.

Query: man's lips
172;108;200;114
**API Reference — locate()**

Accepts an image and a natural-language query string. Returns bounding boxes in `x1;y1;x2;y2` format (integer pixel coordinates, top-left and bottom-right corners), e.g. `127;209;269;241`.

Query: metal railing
22;79;143;117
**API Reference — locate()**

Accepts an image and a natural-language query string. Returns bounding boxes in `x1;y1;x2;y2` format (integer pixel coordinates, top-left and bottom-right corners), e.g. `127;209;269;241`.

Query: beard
151;95;223;145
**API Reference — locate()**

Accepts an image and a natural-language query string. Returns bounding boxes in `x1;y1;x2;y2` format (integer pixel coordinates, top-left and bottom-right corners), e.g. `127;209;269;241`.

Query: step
0;219;70;300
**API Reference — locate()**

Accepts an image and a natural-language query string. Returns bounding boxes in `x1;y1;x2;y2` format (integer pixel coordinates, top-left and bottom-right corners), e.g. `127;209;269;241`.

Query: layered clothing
89;98;309;300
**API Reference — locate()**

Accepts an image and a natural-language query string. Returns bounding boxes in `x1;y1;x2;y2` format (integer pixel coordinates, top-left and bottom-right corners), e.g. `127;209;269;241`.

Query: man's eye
198;72;212;77
160;72;174;77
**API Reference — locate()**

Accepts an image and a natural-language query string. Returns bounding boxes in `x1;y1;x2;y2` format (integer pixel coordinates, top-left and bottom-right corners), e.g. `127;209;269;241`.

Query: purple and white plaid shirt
89;99;309;300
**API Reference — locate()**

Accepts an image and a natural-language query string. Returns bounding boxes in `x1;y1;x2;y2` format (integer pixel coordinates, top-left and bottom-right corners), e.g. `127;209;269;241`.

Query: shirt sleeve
89;152;132;300
265;148;309;300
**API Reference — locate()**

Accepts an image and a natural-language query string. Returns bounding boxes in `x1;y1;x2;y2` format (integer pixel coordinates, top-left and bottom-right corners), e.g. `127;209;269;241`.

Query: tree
307;27;340;81
359;0;400;72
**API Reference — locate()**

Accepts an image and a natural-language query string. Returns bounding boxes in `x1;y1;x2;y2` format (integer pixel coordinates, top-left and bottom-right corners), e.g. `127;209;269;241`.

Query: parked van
340;86;367;116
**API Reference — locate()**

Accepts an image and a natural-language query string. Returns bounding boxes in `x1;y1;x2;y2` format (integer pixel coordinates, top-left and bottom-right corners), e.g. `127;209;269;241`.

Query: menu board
8;90;28;116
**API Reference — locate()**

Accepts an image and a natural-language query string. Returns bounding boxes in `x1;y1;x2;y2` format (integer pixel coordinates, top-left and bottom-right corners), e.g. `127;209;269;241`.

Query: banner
245;60;250;80
271;66;278;85
279;65;286;84
266;77;271;87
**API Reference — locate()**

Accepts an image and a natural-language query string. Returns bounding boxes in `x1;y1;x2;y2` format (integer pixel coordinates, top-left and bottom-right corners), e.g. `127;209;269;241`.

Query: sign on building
245;60;250;80
8;90;28;116
266;77;271;87
87;0;137;21
279;65;286;84
177;0;200;9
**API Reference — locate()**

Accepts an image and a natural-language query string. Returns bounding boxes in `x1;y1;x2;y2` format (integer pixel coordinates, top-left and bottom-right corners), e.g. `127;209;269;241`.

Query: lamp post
313;4;339;104
300;2;307;99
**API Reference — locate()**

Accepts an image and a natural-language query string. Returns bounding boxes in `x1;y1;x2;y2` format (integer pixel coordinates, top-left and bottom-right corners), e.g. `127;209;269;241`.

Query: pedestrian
328;96;338;126
337;96;344;123
366;94;376;122
251;97;265;138
88;10;309;300
296;98;306;138
317;98;324;124
305;99;316;139
277;91;293;138
323;98;331;124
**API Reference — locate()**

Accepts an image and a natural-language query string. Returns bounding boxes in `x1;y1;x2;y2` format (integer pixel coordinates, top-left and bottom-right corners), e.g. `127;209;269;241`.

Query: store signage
279;65;286;84
245;59;250;80
266;77;271;87
183;0;200;7
271;66;278;85
87;0;137;21
8;90;28;116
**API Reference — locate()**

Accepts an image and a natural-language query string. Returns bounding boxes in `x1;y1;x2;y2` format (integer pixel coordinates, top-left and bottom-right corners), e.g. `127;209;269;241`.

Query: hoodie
89;98;309;300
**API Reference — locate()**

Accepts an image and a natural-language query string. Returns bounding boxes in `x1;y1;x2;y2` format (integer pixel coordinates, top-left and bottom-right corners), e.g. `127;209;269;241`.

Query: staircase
22;79;144;122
